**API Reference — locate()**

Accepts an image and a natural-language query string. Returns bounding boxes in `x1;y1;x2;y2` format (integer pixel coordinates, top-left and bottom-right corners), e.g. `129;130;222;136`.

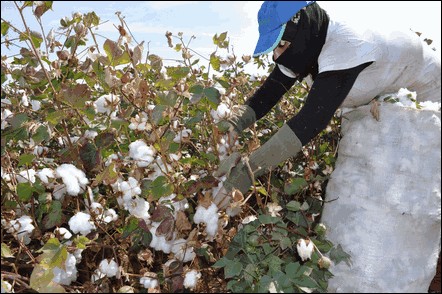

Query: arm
287;62;373;145
228;65;296;133
214;61;373;209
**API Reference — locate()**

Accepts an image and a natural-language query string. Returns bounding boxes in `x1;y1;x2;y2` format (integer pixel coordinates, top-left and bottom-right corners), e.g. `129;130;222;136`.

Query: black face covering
275;2;329;81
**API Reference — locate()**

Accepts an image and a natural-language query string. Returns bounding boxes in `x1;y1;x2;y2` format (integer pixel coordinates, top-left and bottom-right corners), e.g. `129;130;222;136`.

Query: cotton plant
68;211;96;236
55;164;89;196
1;215;35;245
129;111;151;131
52;253;78;285
140;274;159;289
193;202;219;239
98;258;120;278
183;270;201;290
128;140;156;167
93;94;120;117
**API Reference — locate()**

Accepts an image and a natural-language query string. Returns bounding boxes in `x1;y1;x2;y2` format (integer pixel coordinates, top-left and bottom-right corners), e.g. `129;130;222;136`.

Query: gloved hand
227;104;257;134
213;124;303;209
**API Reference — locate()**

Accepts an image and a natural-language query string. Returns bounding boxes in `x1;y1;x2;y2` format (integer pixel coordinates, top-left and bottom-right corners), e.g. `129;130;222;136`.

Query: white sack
322;102;441;293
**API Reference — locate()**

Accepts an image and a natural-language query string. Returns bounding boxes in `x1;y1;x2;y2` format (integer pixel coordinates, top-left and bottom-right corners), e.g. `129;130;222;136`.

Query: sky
1;1;441;72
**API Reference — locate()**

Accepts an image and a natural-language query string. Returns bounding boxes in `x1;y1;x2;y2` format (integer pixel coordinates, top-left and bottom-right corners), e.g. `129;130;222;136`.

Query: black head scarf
275;2;329;81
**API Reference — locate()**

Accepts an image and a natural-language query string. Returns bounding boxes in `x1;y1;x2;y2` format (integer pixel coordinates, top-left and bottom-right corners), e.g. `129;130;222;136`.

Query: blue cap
253;1;315;57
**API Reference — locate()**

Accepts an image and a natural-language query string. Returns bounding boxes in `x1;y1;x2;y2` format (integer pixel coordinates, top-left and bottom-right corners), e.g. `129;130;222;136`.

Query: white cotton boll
89;202;103;216
84;130;98;140
103;209;118;223
140;276;158;289
149;222;173;253
173;129;192;143
98;258;119;278
37;168;55;184
210;103;231;123
91;269;106;283
296;238;314;261
55;227;73;240
52;253;78;285
128;197;150;221
31;99;41;111
21;92;29;107
68;211;96;236
1;108;13;130
129;112;150;131
129;140;155;167
94;94;120;114
171;239;196;263
6;215;35;245
120;177;141;200
183;270;201;290
16;169;36;184
105;153;119;166
55;164;89;196
193;203;219;238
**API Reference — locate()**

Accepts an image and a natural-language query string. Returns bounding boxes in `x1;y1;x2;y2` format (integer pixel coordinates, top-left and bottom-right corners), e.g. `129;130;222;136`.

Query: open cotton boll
54;227;73;240
193;203;219;238
127;197;151;221
171;239;196;263
2;215;35;245
94;94;120;115
52;253;78;285
1;108;13;130
296;238;314;261
129;112;151;131
183;270;201;290
149;222;174;254
98;258;119;278
140;276;159;289
128;140;156;167
68;211;96;236
210;103;231;123
55;164;89;196
36;168;55;184
173;129;192;143
16;169;36;183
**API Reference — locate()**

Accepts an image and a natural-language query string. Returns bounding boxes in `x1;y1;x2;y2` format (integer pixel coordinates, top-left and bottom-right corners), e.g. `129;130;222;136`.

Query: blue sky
1;1;441;71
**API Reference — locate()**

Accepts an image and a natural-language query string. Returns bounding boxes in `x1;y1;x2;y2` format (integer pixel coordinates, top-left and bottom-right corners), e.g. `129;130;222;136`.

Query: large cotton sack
322;101;441;293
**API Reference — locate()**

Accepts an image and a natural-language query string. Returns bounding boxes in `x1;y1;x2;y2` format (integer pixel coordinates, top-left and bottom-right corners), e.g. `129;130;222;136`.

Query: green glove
227;105;257;134
213;124;303;209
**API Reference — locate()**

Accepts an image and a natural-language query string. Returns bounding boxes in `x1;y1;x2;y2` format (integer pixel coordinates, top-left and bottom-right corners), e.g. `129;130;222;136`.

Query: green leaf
42;201;63;230
150;176;174;199
83;11;100;27
37;238;68;269
166;66;190;81
17;182;33;201
157;90;178;107
122;217;139;239
286;200;302;212
258;214;279;225
212;257;229;268
32;125;50;144
46;110;64;127
103;39;131;66
73;235;91;250
30;264;65;293
329;244;352;267
210;53;220;71
203;87;220;106
10;113;28;130
224;259;243;278
1;21;10;36
284;178;308;195
79;141;101;173
18;153;35;167
1;243;14;258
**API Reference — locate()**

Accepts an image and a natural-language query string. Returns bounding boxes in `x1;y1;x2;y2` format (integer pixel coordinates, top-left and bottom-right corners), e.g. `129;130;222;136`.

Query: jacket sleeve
287;62;373;146
245;65;296;121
